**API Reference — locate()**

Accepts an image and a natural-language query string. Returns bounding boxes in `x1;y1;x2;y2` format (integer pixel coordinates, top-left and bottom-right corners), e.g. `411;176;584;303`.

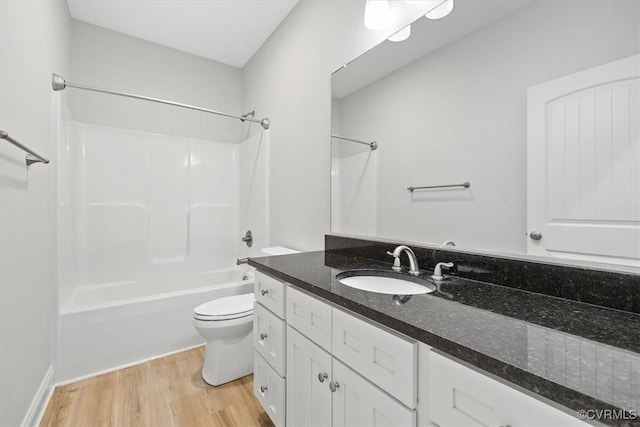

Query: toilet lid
194;293;255;320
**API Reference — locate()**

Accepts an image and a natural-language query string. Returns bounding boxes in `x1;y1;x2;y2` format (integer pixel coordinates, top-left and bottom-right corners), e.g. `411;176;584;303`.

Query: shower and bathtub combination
53;74;272;383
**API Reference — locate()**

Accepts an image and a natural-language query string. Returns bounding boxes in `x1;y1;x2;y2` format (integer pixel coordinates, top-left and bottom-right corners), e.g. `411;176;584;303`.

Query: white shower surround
71;122;239;289
56;118;270;381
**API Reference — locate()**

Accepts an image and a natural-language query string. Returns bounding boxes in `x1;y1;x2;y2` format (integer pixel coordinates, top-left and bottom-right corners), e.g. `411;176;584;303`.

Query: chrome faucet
386;245;420;276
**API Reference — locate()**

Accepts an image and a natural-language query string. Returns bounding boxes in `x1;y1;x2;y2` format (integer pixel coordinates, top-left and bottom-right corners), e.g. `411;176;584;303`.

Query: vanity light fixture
388;24;411;42
364;0;391;30
425;0;454;19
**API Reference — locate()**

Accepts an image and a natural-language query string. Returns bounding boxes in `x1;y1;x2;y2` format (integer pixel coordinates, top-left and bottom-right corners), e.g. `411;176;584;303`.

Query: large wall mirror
331;0;640;271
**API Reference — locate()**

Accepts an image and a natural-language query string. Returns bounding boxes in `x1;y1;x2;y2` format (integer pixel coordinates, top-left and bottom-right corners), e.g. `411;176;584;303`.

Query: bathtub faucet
236;257;249;265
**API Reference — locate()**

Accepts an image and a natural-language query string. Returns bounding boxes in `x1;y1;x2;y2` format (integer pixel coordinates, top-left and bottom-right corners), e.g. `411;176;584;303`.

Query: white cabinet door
332;359;416;427
527;54;640;267
429;352;501;427
416;343;432;427
286;326;332;427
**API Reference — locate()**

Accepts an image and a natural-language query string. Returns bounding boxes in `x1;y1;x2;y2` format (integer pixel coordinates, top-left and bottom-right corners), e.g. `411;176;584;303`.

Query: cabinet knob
329;381;340;392
529;231;542;241
261;289;269;296
260;385;268;393
260;333;268;340
317;372;328;383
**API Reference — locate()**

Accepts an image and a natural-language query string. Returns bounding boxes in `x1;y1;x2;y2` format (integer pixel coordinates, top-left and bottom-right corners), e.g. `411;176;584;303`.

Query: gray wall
69;20;243;143
0;1;70;425
242;0;432;251
335;0;640;254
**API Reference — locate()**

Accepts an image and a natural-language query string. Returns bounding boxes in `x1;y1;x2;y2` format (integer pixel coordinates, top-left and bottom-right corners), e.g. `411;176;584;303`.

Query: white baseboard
55;343;204;387
21;365;55;427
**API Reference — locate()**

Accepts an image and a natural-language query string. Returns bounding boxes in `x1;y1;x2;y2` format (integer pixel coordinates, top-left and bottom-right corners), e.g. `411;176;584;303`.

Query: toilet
193;293;255;386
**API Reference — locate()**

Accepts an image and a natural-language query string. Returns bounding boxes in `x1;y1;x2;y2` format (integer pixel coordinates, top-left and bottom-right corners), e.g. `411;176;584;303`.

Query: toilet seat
194;293;255;321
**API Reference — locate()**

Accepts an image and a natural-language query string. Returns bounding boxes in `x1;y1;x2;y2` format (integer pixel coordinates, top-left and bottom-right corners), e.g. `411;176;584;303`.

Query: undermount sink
336;270;436;295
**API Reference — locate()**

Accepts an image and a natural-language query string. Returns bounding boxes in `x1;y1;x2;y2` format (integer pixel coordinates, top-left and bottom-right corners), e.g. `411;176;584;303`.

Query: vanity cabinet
253;271;287;426
285;284;418;427
253;269;588;427
287;325;415;427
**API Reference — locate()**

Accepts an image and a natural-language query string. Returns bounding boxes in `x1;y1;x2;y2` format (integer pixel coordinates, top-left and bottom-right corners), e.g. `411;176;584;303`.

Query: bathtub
56;268;254;383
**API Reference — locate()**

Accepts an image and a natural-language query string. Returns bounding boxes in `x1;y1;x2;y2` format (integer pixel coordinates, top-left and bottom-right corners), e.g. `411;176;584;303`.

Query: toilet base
199;321;253;386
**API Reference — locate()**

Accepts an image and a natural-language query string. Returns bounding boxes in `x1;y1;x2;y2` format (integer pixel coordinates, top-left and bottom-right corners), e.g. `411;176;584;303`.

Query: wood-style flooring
41;347;273;427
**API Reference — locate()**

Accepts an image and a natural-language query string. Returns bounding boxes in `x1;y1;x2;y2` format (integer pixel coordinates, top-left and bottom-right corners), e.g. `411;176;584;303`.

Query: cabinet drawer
428;351;588;427
332;308;417;409
254;351;286;427
254;302;286;376
286;286;332;351
255;271;285;318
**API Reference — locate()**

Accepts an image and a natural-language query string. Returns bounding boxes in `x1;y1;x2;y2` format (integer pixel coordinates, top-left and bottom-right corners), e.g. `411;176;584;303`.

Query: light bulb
425;0;454;20
365;0;391;30
388;25;411;42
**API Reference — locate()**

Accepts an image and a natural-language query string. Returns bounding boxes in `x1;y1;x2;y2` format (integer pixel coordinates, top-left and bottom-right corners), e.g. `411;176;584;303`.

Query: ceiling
66;0;299;68
332;0;533;99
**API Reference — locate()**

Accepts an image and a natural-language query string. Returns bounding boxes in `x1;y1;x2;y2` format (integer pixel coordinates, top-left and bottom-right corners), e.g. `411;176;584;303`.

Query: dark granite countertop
249;251;640;427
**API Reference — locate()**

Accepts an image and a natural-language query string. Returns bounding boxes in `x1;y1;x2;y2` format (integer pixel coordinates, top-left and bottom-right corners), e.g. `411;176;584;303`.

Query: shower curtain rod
51;74;270;130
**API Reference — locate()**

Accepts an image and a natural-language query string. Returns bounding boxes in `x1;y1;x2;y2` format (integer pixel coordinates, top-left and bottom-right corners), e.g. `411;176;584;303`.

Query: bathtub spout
236;257;249;265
